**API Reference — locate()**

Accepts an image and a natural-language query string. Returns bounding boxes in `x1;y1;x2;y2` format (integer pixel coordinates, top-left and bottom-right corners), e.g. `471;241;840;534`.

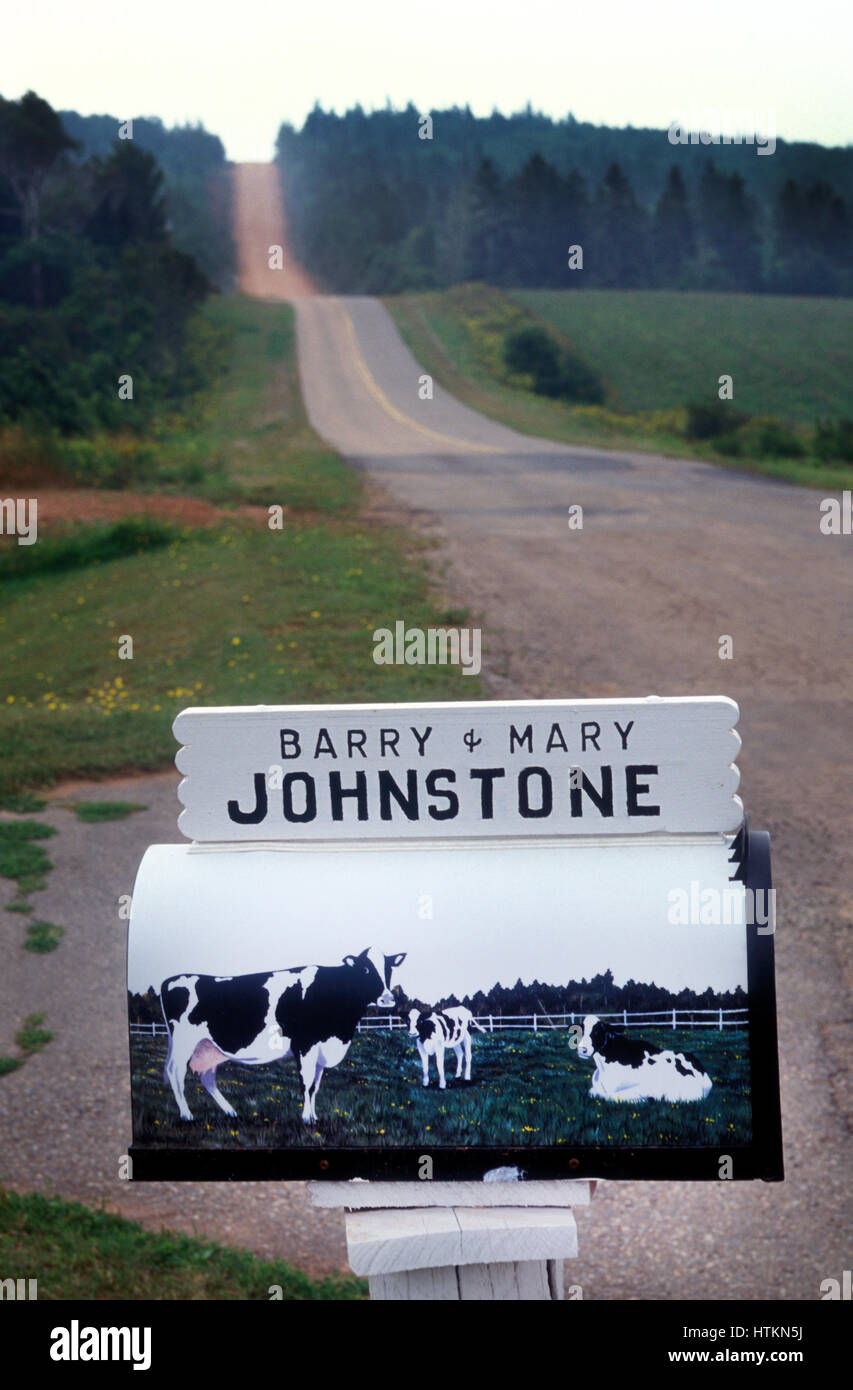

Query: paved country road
289;294;853;1299
2;166;849;1298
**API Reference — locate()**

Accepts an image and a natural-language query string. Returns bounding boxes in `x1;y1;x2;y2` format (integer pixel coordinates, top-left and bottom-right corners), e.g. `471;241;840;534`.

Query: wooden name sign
174;697;742;842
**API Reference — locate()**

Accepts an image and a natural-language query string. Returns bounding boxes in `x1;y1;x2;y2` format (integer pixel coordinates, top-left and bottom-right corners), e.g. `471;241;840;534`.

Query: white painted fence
354;1008;748;1033
130;1006;747;1039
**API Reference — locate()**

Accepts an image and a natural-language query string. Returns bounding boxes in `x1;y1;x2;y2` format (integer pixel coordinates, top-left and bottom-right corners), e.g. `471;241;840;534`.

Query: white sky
5;0;850;161
128;841;748;999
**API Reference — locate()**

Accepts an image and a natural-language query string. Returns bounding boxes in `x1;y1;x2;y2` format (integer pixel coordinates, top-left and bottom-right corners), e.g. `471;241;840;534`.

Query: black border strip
743;828;784;1180
129;1144;772;1182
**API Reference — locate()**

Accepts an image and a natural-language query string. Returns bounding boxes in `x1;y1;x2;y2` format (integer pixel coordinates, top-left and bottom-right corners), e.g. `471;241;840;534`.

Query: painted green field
131;1027;752;1150
512;289;853;424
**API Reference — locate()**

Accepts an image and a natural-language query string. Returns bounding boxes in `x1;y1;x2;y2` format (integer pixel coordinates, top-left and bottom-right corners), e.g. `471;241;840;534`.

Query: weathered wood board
308;1179;593;1209
345;1205;579;1276
367;1261;563;1301
173;697;742;842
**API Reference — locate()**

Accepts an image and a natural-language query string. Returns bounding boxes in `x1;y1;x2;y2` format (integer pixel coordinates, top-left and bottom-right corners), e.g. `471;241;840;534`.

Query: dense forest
276;104;852;296
128;969;745;1025
0;91;226;437
59;111;235;291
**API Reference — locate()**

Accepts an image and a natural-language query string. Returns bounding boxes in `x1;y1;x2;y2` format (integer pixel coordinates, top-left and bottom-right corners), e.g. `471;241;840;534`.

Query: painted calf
576;1014;712;1103
408;1005;484;1089
161;947;406;1124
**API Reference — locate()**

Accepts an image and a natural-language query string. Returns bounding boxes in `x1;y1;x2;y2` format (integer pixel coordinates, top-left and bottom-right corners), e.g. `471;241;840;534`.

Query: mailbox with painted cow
127;698;783;1180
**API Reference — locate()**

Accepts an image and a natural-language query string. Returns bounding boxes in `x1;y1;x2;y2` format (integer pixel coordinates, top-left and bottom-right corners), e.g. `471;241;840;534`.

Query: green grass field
0;298;482;796
513;289;853;424
0;1188;364;1299
131;1027;752;1150
387;284;853;488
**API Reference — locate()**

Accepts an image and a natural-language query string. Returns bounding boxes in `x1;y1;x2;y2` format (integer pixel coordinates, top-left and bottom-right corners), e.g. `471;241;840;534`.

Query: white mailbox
127;697;782;1183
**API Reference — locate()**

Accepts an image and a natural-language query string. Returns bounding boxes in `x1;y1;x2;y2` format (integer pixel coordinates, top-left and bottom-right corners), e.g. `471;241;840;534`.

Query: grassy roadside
0;298;482;796
139;296;361;511
385;284;853;490
0;1188;365;1300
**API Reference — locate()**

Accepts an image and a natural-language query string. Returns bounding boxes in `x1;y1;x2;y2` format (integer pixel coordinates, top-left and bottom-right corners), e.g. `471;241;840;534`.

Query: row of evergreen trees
58;110;235;291
276;105;851;296
127;970;746;1025
422;969;746;1018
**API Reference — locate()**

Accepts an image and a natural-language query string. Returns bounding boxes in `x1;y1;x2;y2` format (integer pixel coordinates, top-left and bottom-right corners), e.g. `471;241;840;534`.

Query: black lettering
614;719;634;750
518;767;553;818
282;773;317;823
570;767;614;818
410;726;433;756
314;728;337;758
280;729;301;759
470;768;505;819
580;721;601;751
545;723;569;753
380;729;400;756
347;729;367;757
228;772;268;825
378;769;419;821
426;769;459;820
329;771;369;821
626;764;660;816
509;724;532;753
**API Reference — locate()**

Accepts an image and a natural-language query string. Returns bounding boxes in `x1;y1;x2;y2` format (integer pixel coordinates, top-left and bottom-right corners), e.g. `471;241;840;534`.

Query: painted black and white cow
576;1014;712;1103
160;947;406;1124
408;1006;484;1089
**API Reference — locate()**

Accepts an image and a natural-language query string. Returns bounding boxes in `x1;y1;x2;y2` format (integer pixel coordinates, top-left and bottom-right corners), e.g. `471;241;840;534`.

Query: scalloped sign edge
170;696;742;843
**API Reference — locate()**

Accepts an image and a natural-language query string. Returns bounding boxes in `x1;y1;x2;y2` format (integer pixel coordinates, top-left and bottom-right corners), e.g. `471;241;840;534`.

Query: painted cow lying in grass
576;1014;712;1103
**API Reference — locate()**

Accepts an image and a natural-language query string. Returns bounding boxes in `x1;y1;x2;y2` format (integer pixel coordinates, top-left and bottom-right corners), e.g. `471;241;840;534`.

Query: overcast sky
6;0;850;161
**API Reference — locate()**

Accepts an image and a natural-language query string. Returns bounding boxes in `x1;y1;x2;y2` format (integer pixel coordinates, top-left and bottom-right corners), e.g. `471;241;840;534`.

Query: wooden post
309;1180;594;1301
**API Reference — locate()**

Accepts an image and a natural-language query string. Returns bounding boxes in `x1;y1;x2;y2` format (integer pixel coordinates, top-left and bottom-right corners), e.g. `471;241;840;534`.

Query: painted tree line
128;969;746;1025
276;104;852;296
429;970;746;1019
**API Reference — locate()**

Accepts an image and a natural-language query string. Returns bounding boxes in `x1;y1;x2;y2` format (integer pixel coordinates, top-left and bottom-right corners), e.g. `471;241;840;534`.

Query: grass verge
68;801;147;822
0;1188;365;1300
385;283;853;489
1;1013;55;1076
0;821;56;895
23;921;65;953
0;298;482;795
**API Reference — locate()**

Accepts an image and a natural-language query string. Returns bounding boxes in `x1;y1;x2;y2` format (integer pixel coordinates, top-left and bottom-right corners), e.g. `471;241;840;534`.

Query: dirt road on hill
232;162;317;299
2;165;848;1299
